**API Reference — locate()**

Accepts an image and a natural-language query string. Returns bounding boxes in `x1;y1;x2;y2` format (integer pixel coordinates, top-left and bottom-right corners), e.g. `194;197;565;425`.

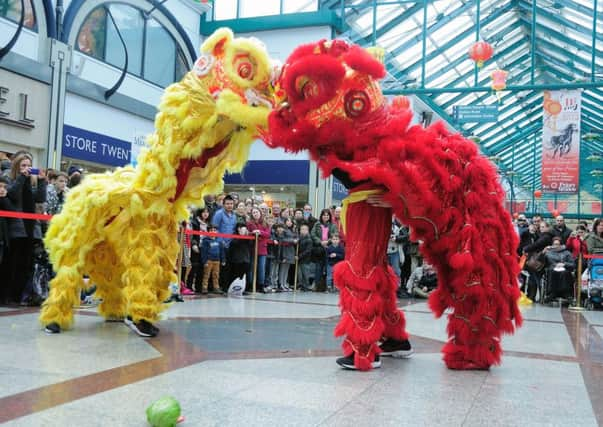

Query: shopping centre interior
1;0;603;426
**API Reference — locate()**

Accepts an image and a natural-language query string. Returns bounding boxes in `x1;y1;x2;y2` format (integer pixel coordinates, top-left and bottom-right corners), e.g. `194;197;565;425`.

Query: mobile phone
30;168;39;175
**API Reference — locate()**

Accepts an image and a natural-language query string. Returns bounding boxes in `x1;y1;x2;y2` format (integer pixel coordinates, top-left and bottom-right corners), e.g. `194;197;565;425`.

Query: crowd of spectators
516;213;603;303
2;150;602;308
179;194;415;296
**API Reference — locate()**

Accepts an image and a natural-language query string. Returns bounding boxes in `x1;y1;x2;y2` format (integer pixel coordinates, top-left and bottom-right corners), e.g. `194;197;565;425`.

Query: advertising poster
541;90;581;193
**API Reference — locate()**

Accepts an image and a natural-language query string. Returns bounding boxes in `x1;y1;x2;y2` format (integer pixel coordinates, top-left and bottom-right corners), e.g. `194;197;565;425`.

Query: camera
30;168;40;175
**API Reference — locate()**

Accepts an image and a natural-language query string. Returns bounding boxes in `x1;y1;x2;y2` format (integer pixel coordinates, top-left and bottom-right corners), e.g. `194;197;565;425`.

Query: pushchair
584;251;603;310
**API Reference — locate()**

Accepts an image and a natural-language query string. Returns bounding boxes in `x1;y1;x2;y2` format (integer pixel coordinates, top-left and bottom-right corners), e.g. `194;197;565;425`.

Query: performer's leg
380;264;408;341
124;248;171;337
86;243;127;320
334;200;408;370
40;251;86;332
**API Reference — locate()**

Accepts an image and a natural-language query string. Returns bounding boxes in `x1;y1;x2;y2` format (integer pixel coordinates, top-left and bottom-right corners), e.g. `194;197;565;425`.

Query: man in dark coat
552;215;572;245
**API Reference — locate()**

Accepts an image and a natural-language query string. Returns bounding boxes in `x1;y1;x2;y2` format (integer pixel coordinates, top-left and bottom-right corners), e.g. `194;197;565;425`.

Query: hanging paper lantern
513;212;519;219
469;41;493;68
544;99;562;116
491;69;508;103
491;69;508;91
534;190;542;199
551;209;560;218
392;95;411;110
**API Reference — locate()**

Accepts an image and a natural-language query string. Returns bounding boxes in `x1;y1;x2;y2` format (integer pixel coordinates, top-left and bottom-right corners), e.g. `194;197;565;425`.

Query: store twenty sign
62;125;131;166
541;90;581;194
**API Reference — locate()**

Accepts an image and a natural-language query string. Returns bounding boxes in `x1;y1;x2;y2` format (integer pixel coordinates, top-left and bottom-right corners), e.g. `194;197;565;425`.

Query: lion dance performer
41;29;275;337
265;39;522;370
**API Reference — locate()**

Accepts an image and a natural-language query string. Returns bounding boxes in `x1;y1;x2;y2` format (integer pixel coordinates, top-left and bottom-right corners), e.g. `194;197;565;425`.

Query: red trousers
333;199;408;370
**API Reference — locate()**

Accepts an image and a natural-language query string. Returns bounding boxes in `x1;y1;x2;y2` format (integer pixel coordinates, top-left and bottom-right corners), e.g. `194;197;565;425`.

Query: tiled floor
1;293;602;426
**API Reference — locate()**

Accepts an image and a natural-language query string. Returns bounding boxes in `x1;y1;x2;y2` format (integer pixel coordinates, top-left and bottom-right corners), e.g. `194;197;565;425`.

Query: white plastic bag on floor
228;275;246;296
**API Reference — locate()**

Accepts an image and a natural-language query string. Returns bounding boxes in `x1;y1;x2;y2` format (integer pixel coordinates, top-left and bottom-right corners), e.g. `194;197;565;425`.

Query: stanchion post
252;232;259;293
176;225;186;288
569;252;585;312
293;241;299;292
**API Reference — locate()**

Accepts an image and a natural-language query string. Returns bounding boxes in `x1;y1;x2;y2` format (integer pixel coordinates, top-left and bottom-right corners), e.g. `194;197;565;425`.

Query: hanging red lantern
513;212;519;219
392;95;411;110
551;209;560;218
534;190;542;199
469;41;493;68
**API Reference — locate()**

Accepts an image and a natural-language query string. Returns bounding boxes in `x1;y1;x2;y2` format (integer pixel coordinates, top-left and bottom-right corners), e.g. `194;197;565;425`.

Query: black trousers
2;238;34;303
186;261;204;291
527;269;543;301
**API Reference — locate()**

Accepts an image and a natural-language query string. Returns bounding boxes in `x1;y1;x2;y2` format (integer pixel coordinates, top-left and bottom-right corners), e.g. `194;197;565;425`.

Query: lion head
144;28;278;202
266;39;407;162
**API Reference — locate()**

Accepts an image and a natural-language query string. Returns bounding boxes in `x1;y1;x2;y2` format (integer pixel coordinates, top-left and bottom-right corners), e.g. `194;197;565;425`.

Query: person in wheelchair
543;236;575;303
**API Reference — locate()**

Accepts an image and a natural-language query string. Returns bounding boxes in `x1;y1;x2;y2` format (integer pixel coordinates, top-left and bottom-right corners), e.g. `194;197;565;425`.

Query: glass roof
319;0;603;200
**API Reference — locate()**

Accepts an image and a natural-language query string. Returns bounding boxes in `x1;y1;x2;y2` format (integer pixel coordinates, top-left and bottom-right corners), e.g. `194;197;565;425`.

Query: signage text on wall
62;125;131;167
0;86;35;129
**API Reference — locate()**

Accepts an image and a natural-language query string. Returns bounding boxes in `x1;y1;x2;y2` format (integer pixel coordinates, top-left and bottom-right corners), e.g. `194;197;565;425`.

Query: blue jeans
388;252;401;285
249;255;266;287
326;263;335;289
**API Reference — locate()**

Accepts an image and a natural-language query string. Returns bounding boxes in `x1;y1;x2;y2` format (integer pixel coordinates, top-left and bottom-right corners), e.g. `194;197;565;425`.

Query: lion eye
234;54;255;80
344;90;370;118
295;76;318;99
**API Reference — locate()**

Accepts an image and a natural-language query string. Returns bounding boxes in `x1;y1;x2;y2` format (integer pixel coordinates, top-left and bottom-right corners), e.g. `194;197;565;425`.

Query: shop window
106;4;144;76
213;0;237;20
175;48;188;81
75;4;189;88
77;8;106;60
143;18;175;87
239;0;279;17
0;0;37;30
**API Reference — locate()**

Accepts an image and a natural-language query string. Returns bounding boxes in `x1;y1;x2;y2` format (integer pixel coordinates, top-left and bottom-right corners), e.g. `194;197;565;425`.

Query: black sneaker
379;339;413;358
125;316;158;337
336;353;381;370
44;322;61;334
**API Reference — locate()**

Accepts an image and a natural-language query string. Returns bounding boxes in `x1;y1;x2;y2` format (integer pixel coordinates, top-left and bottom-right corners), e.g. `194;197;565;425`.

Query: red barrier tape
185;229;255;240
584;254;603;259
0;210;52;221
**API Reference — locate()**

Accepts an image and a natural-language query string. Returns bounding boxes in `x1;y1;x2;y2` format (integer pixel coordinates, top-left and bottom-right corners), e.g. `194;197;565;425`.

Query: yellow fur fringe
40;28;273;329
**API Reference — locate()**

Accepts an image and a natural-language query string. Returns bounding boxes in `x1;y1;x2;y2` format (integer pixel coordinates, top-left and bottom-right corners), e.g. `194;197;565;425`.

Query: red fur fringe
268;39;523;370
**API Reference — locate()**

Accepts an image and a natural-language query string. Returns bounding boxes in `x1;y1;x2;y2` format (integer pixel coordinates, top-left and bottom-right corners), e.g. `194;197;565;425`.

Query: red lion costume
265;39;522;371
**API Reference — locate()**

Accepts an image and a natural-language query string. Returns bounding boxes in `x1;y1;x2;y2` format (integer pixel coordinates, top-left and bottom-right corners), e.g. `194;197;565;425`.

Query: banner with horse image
541;90;581;194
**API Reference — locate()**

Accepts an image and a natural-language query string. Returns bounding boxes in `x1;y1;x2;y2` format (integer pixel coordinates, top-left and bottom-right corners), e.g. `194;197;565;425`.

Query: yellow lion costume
41;28;275;336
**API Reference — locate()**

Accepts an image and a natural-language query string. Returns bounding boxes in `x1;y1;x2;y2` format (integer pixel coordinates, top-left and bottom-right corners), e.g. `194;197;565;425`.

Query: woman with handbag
522;221;554;301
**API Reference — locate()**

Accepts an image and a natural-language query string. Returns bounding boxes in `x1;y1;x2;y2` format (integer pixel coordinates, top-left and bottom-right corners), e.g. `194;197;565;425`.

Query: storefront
61;93;154;172
224;159;310;208
0;69;51;164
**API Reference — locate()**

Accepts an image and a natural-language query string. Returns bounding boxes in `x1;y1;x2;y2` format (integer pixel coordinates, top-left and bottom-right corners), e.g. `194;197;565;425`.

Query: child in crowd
326;233;345;292
296;223;314;291
228;223;253;293
201;225;226;294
